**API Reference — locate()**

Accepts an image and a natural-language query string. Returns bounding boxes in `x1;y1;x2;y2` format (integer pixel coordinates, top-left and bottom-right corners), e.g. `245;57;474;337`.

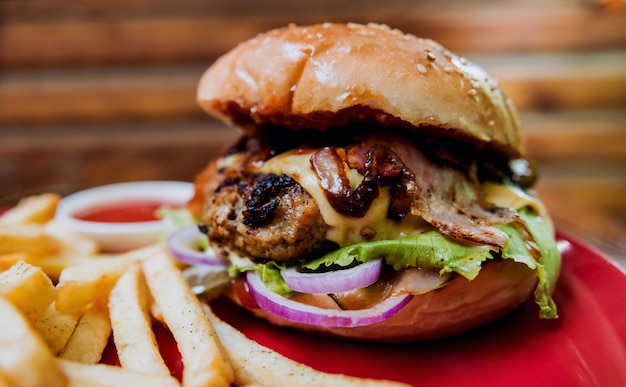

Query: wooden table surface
1;0;624;266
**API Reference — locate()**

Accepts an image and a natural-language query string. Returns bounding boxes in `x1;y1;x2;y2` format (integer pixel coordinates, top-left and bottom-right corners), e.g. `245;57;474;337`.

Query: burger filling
195;126;560;320
204;173;330;261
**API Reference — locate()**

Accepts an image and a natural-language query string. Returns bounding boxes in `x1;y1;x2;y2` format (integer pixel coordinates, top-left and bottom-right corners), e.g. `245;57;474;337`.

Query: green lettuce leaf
255;261;290;295
303;231;496;281
517;208;561;318
157;206;197;228
246;207;561;318
157;206;211;251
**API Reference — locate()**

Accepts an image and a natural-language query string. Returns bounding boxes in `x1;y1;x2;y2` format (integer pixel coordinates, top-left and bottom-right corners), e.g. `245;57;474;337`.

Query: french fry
204;306;409;387
0;252;32;272
33;303;80;355
0;371;12;387
141;248;234;387
0;193;60;226
0;225;59;256
58;305;111;364
44;222;99;256
55;257;130;313
108;263;170;376
0;252;100;284
58;360;181;387
0;191;416;387
55;245;159;313
0;251;102;284
23;254;101;284
0;296;67;387
0;260;56;321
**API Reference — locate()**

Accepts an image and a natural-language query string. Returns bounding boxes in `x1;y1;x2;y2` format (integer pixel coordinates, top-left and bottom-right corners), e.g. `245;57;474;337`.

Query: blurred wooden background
0;0;625;262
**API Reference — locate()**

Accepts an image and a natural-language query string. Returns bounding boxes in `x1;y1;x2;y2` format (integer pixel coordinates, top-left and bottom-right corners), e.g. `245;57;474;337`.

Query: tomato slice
231;277;259;310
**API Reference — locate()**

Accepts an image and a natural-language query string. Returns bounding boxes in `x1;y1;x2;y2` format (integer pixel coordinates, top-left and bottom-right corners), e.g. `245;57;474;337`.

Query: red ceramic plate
10;195;623;385
208;233;626;386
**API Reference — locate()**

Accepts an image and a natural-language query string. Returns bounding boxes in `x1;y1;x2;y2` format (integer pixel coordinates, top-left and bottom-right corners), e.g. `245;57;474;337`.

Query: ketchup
73;200;178;223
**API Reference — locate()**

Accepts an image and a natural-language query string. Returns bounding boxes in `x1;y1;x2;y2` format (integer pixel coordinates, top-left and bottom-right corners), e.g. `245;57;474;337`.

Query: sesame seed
468;88;477;97
487;120;495;127
444;67;454;73
427;52;436;61
417;63;427;74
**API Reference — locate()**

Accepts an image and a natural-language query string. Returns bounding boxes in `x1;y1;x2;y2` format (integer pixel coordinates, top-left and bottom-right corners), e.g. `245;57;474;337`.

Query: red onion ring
246;271;413;328
166;226;228;267
281;259;383;294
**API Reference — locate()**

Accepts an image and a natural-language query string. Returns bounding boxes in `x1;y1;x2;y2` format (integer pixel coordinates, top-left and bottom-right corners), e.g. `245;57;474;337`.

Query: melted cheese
482;182;545;215
222;150;542;247
253;150;428;246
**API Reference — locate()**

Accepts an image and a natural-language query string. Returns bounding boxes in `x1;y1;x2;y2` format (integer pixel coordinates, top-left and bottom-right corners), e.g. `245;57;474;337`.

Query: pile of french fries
0;193;406;387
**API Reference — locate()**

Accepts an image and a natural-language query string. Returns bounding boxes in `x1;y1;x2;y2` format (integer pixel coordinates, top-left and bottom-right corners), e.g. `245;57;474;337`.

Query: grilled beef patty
201;173;329;262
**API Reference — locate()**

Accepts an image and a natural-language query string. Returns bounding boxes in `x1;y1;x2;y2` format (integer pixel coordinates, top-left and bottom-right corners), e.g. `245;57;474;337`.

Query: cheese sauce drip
249;150;427;246
217;145;540;249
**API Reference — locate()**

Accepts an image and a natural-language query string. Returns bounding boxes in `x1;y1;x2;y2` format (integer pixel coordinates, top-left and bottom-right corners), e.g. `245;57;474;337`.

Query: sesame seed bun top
197;22;523;158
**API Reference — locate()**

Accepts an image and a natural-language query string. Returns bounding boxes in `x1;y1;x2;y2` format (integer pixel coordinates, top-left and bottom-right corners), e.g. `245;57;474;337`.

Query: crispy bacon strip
200;130;518;250
382;137;517;249
344;136;518;248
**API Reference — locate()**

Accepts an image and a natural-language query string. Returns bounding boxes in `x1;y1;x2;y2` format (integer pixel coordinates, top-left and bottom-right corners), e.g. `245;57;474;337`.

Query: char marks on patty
202;173;329;262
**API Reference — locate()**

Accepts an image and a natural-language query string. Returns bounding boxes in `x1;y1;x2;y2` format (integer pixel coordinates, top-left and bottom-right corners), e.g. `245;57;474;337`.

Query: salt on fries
141;248;234;387
108;263;170;377
204;306;408;387
0;260;56;321
58;305;111;364
0;193;408;387
33;304;80;355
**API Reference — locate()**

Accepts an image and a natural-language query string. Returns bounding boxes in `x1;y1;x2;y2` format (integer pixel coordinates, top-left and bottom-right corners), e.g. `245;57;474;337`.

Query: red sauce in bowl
73;200;179;223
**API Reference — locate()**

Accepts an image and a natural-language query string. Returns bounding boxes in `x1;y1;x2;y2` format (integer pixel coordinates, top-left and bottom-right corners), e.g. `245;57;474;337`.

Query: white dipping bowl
54;181;194;252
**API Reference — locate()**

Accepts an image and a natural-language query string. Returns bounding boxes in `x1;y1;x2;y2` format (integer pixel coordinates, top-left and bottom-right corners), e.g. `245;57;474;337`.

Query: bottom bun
228;259;538;342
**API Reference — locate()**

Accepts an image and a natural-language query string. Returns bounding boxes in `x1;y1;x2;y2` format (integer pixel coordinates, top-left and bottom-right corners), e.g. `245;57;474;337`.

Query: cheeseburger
188;23;561;342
